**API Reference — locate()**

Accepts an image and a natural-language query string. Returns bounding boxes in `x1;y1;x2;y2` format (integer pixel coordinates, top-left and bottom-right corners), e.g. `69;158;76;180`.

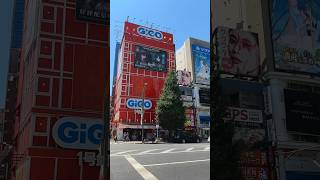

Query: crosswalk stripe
184;147;194;152
160;148;175;153
112;150;136;155
136;149;162;155
125;155;158;180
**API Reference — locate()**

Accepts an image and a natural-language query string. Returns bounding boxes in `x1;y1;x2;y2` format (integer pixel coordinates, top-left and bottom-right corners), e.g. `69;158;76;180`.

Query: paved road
110;142;210;180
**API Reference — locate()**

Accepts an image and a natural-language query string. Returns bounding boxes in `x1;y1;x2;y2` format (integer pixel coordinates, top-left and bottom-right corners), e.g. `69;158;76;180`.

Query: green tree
156;70;186;138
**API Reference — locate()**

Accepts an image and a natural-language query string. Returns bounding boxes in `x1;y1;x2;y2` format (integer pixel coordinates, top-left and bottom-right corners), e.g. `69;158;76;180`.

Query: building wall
175;37;210;136
13;0;108;179
112;22;175;138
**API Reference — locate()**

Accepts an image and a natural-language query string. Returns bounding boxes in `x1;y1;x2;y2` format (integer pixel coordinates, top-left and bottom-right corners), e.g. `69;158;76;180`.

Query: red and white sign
224;107;263;123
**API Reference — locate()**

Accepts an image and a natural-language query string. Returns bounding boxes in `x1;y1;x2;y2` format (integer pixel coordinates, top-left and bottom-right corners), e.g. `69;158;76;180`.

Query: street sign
134;109;142;114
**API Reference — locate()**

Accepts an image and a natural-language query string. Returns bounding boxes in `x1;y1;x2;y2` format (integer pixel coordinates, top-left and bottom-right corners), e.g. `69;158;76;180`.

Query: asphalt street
110;142;210;180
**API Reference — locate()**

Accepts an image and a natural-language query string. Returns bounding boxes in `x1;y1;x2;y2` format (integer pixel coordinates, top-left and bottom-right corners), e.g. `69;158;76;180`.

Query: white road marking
184;147;194;152
111;149;209;156
160;148;175;153
204;147;210;150
125;155;158;180
136;149;162;155
143;159;210;167
112;150;136;155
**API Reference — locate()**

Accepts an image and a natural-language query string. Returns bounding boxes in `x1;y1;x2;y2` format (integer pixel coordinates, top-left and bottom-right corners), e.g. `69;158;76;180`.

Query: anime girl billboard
272;0;320;75
192;45;210;85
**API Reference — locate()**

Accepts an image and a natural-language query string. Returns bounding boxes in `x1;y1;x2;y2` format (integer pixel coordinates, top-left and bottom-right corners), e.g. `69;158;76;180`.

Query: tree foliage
155;70;186;136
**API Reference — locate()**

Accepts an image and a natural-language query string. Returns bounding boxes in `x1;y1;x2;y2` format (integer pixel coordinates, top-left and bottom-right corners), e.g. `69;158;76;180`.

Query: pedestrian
114;135;117;143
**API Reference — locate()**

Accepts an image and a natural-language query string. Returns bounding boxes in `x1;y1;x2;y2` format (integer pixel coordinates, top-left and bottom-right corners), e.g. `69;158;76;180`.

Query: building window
199;88;210;106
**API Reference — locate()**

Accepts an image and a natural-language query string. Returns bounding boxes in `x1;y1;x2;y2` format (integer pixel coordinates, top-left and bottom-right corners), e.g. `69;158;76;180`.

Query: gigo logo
137;26;163;40
52;117;103;150
126;98;152;110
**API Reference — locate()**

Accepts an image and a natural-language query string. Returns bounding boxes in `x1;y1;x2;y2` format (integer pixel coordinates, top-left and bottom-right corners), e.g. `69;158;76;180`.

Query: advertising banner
271;0;320;75
76;0;107;24
192;45;210;85
134;45;167;72
177;70;192;86
216;27;260;77
284;89;320;135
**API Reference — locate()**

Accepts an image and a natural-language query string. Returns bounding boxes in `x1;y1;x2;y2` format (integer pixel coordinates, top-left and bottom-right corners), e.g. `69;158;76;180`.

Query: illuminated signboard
137;26;163;40
52;117;103;150
126;98;152;110
134;45;167;72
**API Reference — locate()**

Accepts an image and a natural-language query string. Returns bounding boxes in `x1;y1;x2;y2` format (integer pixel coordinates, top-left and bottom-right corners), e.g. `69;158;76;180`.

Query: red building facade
112;22;175;140
12;0;108;179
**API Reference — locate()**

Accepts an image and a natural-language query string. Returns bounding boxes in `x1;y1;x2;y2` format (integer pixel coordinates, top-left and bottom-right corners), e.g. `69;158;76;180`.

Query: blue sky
0;1;14;108
110;0;210;95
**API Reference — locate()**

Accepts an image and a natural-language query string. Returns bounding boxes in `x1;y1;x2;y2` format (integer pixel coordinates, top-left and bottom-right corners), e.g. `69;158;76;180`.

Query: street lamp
141;83;147;143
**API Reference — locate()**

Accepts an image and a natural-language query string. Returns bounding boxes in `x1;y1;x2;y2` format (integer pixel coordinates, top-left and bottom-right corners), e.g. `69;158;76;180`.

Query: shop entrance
123;128;155;141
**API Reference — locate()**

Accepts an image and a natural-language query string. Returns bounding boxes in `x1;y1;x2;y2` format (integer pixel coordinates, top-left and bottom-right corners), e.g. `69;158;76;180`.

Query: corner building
12;0;108;179
112;22;175;140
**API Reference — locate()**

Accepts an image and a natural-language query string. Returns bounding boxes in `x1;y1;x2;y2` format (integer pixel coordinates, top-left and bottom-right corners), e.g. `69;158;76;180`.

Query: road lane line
125;155;158;180
160;148;175;153
112;150;136;156
136;149;162;155
184;147;194;152
143;159;210;167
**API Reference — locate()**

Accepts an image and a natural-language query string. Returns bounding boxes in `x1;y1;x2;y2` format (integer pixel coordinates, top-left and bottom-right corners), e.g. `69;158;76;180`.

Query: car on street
171;131;202;143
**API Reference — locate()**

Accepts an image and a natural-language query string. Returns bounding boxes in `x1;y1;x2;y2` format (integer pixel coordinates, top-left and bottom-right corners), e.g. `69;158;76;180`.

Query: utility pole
141;83;147;143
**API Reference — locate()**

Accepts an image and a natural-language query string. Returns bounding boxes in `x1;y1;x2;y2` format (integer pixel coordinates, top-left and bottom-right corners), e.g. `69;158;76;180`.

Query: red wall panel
54;42;61;70
63;43;74;72
38;58;52;69
29;158;55;180
36;95;50;106
62;79;72;108
56;8;63;34
82;165;100;180
41;22;55;33
52;78;60;107
57;159;80;180
42;6;54;20
65;9;86;38
72;45;107;111
88;23;108;42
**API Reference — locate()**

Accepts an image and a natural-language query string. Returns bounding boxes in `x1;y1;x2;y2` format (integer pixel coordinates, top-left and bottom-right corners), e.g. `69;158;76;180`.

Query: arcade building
112;21;175;140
